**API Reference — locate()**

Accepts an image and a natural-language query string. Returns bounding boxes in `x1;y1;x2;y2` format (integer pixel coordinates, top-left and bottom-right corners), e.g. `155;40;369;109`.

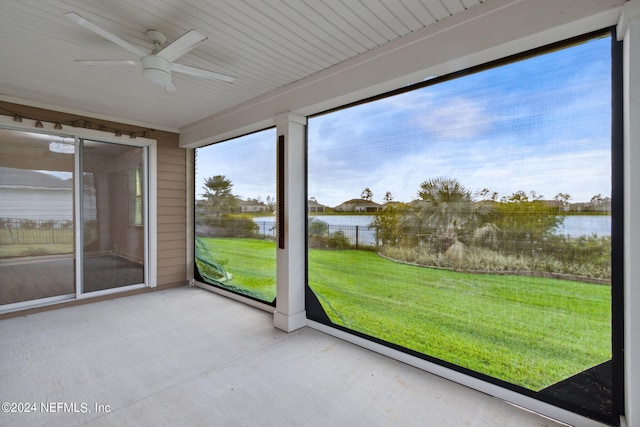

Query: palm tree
414;177;475;251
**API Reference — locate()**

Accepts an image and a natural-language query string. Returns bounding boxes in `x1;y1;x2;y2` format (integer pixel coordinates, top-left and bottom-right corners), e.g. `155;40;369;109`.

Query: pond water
556;215;610;237
254;214;611;239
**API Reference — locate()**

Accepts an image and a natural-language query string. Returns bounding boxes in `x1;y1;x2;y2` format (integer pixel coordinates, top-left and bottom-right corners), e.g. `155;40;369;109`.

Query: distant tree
502;190;528;203
308;217;329;248
308;218;349;249
590;194;610;204
372;202;410;246
203;175;232;198
202;175;237;216
265;195;275;211
554;192;571;207
383;191;393;203
478;188;499;201
308;217;329;236
198;176;259;238
489;193;563;255
361;187;373;201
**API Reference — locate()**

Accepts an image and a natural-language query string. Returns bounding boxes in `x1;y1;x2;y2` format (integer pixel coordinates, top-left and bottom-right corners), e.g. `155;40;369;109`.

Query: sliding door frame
0;115;157;313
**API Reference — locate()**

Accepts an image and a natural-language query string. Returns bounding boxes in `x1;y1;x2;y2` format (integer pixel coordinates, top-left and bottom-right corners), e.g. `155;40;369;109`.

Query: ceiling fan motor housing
142;55;172;85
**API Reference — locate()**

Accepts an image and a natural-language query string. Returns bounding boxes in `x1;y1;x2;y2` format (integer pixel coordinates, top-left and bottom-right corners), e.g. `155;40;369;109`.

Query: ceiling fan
64;12;235;92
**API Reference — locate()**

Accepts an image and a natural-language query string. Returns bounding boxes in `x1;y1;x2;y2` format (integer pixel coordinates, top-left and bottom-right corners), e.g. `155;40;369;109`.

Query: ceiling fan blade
162;82;177;92
64;12;146;57
156;30;207;62
76;60;140;66
172;63;235;83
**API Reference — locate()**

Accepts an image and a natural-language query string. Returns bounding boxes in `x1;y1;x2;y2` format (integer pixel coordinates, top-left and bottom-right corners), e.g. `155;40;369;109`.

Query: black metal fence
254;221;276;238
308;224;377;249
0;218;74;245
252;221;377;249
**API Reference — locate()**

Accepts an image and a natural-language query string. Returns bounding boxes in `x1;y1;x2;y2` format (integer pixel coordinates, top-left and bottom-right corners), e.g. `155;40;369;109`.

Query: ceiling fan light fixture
142;55;172;86
66;13;236;91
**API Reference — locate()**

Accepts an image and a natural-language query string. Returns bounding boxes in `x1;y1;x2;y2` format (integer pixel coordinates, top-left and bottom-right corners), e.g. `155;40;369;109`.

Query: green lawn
196;237;611;391
0;244;72;258
196;237;277;302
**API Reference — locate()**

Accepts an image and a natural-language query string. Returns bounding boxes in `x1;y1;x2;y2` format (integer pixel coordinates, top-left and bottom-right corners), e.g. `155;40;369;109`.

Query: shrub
201;214;258;238
326;230;350;249
379;245;609;281
308;218;329;249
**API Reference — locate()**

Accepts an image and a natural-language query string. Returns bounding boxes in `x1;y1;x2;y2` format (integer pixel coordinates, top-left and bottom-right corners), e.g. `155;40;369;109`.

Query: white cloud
414;96;491;139
309;135;611;208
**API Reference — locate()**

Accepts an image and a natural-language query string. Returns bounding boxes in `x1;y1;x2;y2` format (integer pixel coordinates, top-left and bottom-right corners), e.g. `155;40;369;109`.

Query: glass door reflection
0;129;75;305
81;140;145;293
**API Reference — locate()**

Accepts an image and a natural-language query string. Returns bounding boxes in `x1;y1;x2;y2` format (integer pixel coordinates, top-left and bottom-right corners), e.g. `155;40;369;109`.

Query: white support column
617;2;640;425
273;112;307;332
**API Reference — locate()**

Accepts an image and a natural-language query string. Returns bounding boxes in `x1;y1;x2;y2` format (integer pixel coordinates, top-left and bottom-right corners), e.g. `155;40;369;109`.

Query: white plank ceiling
0;0;486;131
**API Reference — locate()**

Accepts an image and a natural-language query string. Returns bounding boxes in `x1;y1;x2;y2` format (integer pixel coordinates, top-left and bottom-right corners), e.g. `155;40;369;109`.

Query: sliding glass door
0;129;147;311
81;140;145;294
0;129;75;305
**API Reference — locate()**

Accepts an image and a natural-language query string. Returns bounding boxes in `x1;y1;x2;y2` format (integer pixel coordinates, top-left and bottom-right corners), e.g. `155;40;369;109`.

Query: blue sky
197;35;612;208
195;128;276;201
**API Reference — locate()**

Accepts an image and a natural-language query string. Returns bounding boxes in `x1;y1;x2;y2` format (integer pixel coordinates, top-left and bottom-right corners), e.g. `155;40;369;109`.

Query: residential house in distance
307;199;327;213
573;199;612;213
334;198;382;213
238;198;270;213
541;199;612;213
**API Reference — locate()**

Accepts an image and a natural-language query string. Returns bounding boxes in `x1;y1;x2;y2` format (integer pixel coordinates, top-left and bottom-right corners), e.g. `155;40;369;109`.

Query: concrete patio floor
0;286;566;426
